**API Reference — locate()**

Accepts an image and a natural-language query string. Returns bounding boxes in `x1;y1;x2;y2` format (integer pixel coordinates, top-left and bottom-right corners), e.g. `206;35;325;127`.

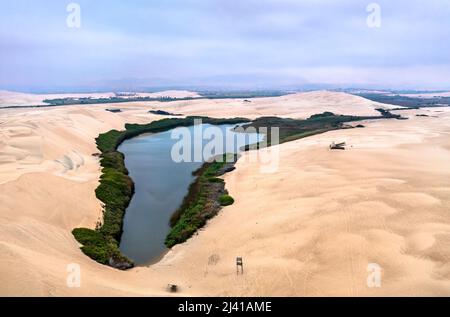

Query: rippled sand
1;91;449;296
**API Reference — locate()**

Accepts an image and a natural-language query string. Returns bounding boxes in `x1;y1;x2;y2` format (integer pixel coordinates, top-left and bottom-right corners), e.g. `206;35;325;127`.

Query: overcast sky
1;0;450;92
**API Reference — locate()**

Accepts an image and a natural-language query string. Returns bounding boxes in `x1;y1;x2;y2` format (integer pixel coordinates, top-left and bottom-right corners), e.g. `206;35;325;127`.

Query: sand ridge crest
1;92;450;296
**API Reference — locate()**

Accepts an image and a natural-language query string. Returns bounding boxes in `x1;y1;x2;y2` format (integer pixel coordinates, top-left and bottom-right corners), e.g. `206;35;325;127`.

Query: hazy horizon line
2;82;449;95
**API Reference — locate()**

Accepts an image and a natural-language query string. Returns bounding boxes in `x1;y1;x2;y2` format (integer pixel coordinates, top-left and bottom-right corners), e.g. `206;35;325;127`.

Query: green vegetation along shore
74;112;398;269
164;112;399;251
42;91;287;107
355;93;450;109
240;112;388;147
72;116;249;269
165;153;238;248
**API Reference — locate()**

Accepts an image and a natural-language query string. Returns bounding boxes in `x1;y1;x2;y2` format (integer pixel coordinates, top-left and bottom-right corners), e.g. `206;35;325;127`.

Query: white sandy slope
153;90;395;119
1;91;450;296
0;90;201;108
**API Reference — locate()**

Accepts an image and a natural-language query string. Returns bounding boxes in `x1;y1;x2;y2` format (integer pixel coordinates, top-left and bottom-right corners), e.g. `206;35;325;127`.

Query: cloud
0;0;449;91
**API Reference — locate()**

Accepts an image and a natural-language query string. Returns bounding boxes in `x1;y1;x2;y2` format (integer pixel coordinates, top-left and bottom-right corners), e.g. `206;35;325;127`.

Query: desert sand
1;91;450;296
0;90;201;108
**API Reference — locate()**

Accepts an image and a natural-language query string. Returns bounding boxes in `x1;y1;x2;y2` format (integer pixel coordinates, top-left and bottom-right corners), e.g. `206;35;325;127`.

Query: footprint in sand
208;254;221;265
54;150;85;173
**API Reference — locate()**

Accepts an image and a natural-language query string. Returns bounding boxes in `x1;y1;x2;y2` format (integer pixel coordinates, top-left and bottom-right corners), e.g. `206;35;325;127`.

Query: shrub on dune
219;194;234;206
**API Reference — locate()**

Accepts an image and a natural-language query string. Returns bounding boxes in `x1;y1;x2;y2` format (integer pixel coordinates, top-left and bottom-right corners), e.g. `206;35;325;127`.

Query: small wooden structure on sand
167;284;178;293
236;257;244;275
330;142;346;150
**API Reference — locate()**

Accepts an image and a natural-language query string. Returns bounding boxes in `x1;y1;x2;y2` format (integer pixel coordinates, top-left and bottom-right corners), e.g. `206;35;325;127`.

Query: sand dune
153;91;394;119
0;91;50;107
1;92;450;296
0;90;201;108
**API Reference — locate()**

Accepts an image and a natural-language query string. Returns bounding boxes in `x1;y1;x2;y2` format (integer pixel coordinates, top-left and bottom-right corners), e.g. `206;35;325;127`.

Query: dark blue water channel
118;124;262;265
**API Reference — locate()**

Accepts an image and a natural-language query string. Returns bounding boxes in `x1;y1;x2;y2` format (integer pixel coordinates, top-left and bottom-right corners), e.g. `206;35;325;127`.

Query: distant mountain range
0;74;348;94
2;74;449;95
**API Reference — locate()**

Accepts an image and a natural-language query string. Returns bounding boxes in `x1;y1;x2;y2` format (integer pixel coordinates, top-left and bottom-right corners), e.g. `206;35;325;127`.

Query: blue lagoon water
118;124;262;265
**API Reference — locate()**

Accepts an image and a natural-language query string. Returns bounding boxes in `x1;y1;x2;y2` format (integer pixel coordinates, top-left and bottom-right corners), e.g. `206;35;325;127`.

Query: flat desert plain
0;90;201;108
1;91;450;296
